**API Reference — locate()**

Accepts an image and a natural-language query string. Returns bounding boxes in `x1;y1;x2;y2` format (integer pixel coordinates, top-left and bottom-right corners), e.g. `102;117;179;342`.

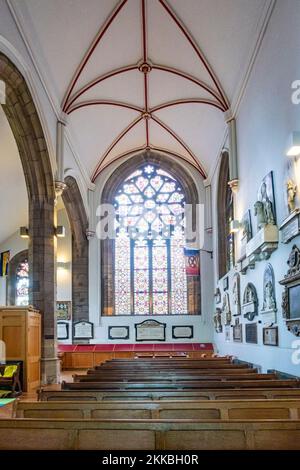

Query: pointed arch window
114;163;188;315
218;152;235;278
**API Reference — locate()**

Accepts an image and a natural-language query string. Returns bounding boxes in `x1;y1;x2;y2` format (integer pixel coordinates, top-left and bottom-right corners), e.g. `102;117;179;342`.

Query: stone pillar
72;235;89;324
225;113;239;192
29;196;59;384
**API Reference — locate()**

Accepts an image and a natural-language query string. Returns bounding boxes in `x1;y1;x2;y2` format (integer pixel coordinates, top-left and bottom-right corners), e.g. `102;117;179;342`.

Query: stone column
225;113;239;193
72;234;89;324
29;196;59;384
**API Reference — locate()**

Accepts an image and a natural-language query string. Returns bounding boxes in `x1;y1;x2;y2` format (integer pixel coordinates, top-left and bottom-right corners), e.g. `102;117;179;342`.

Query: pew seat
1;418;300;450
14;399;300;420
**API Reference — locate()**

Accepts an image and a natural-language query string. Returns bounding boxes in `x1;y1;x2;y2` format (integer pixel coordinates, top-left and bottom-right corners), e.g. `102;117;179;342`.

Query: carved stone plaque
172;326;193;339
73;321;94;339
135;320;166;341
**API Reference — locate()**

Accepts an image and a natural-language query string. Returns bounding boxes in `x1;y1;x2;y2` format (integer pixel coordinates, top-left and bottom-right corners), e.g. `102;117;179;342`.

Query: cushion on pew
2;365;18;378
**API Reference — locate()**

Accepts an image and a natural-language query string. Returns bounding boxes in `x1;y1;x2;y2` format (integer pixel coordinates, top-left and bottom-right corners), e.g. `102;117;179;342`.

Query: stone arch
62;175;89;324
0;53;57;383
217;151;234;279
7;249;28;305
100;151;201;316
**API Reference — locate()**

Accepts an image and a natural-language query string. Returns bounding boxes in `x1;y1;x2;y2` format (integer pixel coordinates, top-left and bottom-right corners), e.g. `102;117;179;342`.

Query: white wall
56;207;72;302
212;0;300;375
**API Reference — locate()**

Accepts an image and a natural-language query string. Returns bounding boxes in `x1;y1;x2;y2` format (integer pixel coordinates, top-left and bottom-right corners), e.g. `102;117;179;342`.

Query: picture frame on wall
233;320;243;342
263;326;278;346
56;301;72;321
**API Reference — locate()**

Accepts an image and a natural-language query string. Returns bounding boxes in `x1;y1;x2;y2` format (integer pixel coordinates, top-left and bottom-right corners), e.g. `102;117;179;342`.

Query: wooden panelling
0;307;41;392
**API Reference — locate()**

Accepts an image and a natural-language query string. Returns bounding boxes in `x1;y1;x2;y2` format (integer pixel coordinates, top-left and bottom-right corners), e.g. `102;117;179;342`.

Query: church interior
0;0;300;453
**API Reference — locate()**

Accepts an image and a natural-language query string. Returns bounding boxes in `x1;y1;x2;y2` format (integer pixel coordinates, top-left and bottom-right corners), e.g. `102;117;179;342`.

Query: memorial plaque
172;325;193;339
280;210;300;244
263;326;278;346
108;326;129;340
245;323;258;344
135;320;166;342
73;321;94;339
233;320;242;342
57;321;69;340
225;326;231;342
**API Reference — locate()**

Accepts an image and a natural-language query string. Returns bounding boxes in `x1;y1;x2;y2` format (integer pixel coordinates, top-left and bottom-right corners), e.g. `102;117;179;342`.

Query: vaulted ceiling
10;0;270;181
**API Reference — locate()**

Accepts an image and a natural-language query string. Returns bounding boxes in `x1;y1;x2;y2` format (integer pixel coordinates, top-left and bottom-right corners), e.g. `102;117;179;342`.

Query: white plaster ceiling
10;0;269;181
0;106;28;244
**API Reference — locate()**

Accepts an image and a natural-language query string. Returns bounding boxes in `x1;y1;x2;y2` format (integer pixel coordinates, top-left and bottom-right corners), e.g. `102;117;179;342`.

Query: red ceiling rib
62;0;128;111
151;114;206;178
92;115;144;181
141;0;148;62
151;98;224;113
152;65;226;110
65;65;138;112
67;100;143;115
92;145;204;182
158;0;229;110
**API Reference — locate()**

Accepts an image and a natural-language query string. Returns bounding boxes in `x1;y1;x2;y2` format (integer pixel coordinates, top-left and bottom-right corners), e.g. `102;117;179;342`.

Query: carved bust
287;179;297;214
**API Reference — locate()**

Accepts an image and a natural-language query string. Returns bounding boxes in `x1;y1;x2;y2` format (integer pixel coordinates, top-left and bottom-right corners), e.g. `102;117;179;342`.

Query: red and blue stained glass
114;163;188;315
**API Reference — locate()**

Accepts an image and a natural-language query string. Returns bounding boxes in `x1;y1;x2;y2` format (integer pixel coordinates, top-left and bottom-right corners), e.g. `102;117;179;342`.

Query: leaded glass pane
16;260;29;306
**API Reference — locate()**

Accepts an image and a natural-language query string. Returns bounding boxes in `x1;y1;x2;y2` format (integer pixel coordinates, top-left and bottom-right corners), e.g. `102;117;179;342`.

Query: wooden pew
61;379;299;390
95;363;247;370
72;373;277;383
87;367;257;376
1;418;300;450
38;388;300;401
14;399;300;420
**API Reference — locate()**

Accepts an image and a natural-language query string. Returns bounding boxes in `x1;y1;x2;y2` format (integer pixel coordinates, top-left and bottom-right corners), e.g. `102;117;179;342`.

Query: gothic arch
62;176;89;323
0;53;57;383
100;151;201;316
217;151;234;279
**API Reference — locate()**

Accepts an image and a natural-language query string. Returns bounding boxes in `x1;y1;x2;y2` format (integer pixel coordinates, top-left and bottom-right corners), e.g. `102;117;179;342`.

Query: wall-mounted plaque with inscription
135;320;166;342
245;323;258;344
172;325;193;339
263;327;278;346
73;321;94;340
108;326;129;340
57;321;69;340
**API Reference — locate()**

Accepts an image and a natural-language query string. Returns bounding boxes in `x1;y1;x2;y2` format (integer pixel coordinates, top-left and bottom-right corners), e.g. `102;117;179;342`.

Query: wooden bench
1;418;300;450
14;398;300;420
72;373;276;383
38;388;300;401
61;379;299;390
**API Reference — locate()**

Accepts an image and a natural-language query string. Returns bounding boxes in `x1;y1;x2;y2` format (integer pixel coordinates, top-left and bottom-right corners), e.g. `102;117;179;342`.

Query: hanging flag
184;248;200;276
0;250;10;277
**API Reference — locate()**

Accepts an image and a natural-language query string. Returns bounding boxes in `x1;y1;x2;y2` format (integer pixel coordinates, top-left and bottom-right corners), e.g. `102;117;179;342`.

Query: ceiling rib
92;115;144;181
67;100;143;114
151;98;224;113
151;114;206;177
158;0;229;110
92;145;204;181
62;0;128;111
61;0;230;181
65;65;138;112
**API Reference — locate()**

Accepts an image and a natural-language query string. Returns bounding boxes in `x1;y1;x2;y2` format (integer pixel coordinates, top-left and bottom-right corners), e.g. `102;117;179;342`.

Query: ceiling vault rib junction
60;0;233;181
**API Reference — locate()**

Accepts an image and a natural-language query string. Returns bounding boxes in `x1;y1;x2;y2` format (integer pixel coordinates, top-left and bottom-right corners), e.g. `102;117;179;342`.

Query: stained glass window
16;260;29;306
114;163;188;315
